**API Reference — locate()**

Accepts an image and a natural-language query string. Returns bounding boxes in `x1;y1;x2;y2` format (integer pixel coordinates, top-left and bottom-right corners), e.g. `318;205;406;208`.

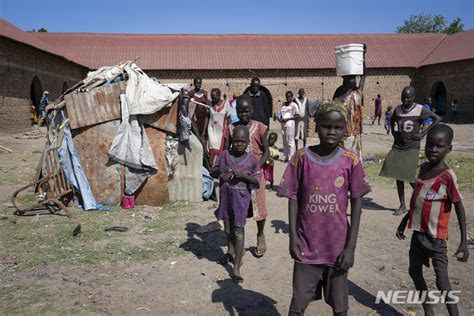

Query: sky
1;0;473;34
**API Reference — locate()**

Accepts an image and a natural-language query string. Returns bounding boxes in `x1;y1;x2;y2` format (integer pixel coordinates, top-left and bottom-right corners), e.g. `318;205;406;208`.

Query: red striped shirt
408;169;463;239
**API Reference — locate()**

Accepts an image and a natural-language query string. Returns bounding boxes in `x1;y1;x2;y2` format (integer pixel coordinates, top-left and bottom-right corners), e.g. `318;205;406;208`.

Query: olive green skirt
379;148;420;183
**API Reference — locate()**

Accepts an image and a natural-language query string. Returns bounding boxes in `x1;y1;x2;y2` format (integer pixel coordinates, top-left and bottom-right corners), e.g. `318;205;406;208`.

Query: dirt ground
1;123;473;315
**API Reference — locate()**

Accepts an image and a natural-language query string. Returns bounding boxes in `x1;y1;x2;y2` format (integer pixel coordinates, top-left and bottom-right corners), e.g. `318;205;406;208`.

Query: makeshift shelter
12;61;204;215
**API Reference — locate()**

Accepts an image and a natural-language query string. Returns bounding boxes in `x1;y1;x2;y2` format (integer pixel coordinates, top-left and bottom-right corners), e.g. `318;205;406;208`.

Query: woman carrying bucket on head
333;43;366;161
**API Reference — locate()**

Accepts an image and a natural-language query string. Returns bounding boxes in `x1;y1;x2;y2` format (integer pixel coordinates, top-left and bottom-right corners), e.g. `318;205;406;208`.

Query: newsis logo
375;290;461;305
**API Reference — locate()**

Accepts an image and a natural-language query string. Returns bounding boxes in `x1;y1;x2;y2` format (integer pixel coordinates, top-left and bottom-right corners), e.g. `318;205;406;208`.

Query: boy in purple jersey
277;101;371;315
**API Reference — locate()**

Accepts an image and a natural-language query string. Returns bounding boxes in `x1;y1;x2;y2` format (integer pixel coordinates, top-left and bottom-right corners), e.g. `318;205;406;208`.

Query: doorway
430;81;447;115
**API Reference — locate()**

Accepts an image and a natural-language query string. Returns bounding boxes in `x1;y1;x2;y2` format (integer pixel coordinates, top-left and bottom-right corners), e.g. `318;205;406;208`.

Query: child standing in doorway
262;132;279;190
212;125;261;283
396;124;469;316
380;86;441;216
278;101;371;315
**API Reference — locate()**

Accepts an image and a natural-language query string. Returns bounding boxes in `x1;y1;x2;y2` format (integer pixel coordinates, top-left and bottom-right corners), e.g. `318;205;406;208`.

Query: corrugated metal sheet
420;30;474;66
168;134;203;202
65;81;125;130
141;97;179;134
72;120;123;205
32;32;447;69
134;127;169;205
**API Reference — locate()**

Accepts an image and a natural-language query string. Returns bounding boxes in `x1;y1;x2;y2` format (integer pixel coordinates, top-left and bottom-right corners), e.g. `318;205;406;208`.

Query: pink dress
227;120;269;221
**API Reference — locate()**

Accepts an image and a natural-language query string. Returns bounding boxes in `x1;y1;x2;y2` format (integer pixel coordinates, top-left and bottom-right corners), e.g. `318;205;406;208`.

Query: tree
396;14;464;34
26;27;48;33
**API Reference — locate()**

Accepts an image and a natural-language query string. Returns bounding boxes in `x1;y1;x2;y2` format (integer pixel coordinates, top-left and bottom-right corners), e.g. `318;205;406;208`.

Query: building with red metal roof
1;18;473;132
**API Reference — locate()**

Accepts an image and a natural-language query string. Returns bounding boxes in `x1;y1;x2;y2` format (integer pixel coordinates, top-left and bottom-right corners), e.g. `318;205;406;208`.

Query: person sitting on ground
262;132;279;190
396;124;469;316
212;125;261;283
278;101;371;316
225;94;270;257
380;86;441;216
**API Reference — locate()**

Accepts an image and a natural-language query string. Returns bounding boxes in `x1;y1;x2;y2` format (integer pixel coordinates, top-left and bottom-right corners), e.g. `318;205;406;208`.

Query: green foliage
396;14;464;34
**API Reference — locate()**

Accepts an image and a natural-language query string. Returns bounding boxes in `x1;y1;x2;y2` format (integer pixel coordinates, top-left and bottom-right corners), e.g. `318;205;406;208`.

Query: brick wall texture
1;36;472;134
0;38;88;133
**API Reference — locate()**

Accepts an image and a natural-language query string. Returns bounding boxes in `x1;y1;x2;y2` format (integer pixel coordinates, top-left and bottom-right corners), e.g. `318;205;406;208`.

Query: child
278;101;371;315
396;124;469;316
384;105;393;135
212;125;261;283
380;86;441;216
279;91;300;162
262;132;280;190
226;94;270;257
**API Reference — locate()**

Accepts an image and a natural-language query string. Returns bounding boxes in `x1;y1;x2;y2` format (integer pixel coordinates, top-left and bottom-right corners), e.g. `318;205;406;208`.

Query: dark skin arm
336;197;362;271
211;164;258;186
288;198;302;261
453;201;469;262
407;110;441;141
396;212;410;240
232;170;259;186
259;130;270;168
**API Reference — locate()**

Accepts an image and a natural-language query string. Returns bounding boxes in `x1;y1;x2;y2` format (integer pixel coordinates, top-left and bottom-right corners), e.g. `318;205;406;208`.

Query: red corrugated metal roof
0;18;85;67
420;29;474;66
30;32;446;70
3;19;471;70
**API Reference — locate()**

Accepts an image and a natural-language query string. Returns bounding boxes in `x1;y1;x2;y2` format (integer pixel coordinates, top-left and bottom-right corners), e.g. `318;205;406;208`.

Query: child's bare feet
232;266;243;283
393;205;407;216
256;234;267;257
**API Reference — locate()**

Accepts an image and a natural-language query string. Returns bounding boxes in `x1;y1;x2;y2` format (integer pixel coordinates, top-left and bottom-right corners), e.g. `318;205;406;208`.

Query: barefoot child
262;132;279;190
226;94;270;257
212;125;261;283
396;124;469;316
278;101;371;315
380;86;441;216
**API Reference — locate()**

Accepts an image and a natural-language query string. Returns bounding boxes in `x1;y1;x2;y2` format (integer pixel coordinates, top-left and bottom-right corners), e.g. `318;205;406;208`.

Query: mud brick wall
0;38;88;133
149;68;417;137
417;59;474;123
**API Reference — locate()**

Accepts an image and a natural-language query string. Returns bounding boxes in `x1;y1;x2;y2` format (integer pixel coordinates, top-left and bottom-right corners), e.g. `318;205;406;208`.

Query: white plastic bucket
334;43;365;76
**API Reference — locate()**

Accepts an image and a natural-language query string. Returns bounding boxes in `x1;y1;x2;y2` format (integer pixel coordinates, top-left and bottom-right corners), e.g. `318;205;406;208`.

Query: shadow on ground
212;278;280;316
362;197;395;212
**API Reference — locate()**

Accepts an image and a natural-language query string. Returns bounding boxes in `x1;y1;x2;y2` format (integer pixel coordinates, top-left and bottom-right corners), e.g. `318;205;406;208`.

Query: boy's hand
232;171;246;179
396;213;410;240
219;165;232;174
454;244;469;262
289;237;302;261
336;247;355;271
407;134;421;141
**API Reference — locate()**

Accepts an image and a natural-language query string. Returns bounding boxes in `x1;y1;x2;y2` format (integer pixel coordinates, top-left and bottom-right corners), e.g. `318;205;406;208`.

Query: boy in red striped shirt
396;124;469;316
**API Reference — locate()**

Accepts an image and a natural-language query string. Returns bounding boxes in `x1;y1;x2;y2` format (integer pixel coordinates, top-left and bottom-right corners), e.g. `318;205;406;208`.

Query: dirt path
1;123;473;315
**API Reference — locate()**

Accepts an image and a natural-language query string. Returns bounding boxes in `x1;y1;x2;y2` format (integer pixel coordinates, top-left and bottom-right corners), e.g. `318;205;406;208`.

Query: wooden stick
189;99;212;109
0;145;12;153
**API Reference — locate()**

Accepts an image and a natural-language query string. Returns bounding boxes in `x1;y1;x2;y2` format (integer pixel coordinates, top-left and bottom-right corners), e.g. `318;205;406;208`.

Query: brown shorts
290;262;349;314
